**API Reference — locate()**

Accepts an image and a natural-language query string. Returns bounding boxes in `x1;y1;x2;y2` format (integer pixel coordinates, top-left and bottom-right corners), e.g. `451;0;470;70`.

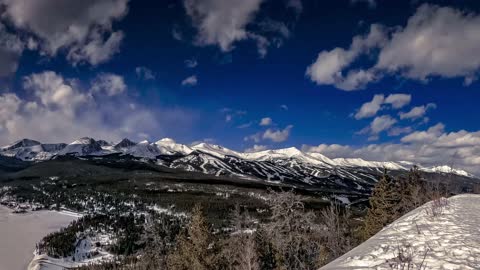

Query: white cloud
0;71;180;145
303;122;480;175
358;115;397;140
399;103;436;120
376;4;480;84
184;0;263;52
0;0;129;65
263;125;293;142
135;66;155;80
181;75;198;86
307;4;480;90
355;94;385;119
302;143;352;157
183;0;297;57
401;123;445;144
354;93;411;119
384;94;412;109
91;73;127;96
23;71;89;116
259;117;273;126
370;115;397;134
305;24;387;90
280;104;289;110
245;144;267;153
0;23;24;77
387;126;413;137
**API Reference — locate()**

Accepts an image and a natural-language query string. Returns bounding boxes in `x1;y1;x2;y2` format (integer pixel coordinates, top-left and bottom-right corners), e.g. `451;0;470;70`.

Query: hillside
321;194;480;269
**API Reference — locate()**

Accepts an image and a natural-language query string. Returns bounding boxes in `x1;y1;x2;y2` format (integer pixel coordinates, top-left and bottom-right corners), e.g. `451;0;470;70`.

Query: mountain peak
2;138;41;150
71;137;96;145
114;138;137;149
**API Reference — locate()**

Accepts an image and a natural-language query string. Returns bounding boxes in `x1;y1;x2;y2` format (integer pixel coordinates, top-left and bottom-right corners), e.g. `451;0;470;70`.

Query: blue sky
2;0;480;171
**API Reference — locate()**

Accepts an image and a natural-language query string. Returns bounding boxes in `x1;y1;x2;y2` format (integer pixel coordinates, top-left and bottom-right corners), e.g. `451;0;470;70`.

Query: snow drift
321;194;480;269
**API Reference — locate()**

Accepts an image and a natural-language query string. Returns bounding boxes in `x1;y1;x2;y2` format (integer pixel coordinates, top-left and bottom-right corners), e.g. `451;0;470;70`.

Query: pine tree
362;171;401;240
167;205;216;270
396;166;426;215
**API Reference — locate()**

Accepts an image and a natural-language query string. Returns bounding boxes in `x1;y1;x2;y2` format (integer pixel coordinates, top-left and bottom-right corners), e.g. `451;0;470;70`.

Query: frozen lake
0;206;77;270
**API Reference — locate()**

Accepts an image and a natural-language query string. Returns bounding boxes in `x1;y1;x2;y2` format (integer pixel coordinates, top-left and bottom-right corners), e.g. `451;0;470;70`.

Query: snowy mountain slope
333;158;407;171
0;139;67;161
156;138;193;155
0;138;477;191
422;165;473;177
58;138;105;156
191;142;241;158
321;194;480;270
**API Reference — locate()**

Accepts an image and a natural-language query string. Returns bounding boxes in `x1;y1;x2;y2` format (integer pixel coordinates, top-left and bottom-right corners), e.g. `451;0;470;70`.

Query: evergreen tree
396;166;426;215
167;205;216;270
362;171;401;240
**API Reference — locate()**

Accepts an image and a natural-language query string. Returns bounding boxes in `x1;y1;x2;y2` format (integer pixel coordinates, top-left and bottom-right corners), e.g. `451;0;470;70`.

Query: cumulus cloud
354;93;411;119
399;103;436;120
259;117;273;126
305;24;387;90
0;23;24;77
91;73;127;96
183;0;298;57
401;123;445;144
135;66;155;80
357;115;397;140
301;143;352;157
184;0;263;52
245;144;267;153
0;71;192;145
263;125;293;142
0;71;194;144
384;94;412;109
370;115;397;134
376;4;480;84
0;0;129;66
307;4;480;90
355;94;385;119
181;75;198;86
304;122;480;175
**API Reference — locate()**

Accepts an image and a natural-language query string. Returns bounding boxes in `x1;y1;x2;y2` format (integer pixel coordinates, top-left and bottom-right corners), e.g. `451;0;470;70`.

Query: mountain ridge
0;137;474;179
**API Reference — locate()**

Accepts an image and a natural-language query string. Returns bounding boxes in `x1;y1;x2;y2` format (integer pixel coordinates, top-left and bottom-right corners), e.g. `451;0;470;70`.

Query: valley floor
0;206;78;270
321;194;480;269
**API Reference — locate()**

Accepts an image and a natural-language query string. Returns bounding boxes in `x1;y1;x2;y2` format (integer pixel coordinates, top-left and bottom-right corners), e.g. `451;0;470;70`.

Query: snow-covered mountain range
0;138;474;191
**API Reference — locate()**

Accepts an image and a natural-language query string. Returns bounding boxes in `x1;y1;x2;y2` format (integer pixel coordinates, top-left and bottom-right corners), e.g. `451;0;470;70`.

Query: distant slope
321;194;480;269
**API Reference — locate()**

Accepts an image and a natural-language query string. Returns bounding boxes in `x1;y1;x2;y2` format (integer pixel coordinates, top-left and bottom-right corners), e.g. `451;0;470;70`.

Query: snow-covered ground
0;206;78;270
321;194;480;270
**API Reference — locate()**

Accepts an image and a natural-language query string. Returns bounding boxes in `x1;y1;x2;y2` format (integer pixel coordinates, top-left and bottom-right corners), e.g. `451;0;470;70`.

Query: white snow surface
332;158;407;171
0;206;77;270
422;165;473;177
321;194;480;270
156;138;193;155
191;142;242;158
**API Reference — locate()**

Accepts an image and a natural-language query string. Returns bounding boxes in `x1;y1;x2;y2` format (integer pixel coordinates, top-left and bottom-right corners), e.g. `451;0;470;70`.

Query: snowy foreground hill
321;194;480;270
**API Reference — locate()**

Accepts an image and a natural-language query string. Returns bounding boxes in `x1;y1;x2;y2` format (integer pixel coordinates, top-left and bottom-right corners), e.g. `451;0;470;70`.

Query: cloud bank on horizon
1;0;480;173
